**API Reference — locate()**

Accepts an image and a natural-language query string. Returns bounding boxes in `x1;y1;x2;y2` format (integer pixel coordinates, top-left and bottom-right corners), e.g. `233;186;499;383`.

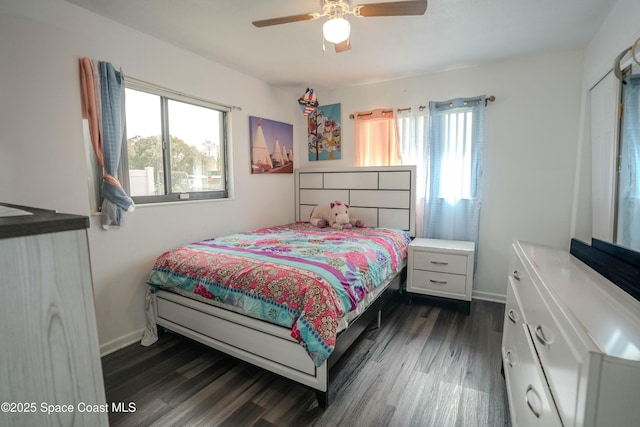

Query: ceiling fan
252;0;428;53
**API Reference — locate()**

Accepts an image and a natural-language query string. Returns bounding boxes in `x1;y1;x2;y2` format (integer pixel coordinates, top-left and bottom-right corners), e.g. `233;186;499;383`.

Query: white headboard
295;166;416;237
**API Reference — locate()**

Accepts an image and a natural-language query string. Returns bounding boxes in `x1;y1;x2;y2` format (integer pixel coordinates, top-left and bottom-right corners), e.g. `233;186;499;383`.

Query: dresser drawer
410;270;466;296
503;278;524;353
526;289;583;426
412;251;467;274
513;323;563;427
509;250;537;324
503;277;561;427
502;278;526;425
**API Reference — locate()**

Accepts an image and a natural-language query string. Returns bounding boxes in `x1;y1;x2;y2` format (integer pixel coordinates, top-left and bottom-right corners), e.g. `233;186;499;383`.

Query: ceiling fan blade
356;1;427;17
252;13;317;28
335;39;351;53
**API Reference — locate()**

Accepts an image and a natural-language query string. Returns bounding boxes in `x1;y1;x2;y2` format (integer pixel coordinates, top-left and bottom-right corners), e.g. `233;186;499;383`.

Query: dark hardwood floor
102;297;511;427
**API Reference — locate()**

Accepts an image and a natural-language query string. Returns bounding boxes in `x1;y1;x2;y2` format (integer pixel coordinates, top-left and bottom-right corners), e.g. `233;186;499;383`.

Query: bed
143;166;416;407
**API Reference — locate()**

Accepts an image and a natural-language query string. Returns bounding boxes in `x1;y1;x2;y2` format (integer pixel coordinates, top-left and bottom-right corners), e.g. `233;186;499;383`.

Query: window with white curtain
397;97;486;244
397;109;477;202
354;97;486;242
354;109;402;166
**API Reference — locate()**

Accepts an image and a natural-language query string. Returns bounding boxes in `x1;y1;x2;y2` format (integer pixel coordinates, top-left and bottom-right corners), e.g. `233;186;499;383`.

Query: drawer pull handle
431;261;449;265
512;270;521;281
429;279;447;284
507;309;519;323
525;385;542;418
534;325;551;347
505;350;515;368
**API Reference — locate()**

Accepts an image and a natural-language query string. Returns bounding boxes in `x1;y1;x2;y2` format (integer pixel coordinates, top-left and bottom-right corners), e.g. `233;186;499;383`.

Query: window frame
122;80;230;204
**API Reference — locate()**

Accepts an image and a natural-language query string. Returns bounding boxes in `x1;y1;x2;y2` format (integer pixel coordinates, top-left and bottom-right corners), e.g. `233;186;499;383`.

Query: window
360;97;486;241
122;83;229;203
354;109;402;167
436;109;474;203
396;105;481;205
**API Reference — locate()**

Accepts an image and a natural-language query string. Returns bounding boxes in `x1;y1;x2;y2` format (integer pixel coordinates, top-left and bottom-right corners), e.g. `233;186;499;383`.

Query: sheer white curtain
397;97;486;257
426;97;485;245
397;110;429;235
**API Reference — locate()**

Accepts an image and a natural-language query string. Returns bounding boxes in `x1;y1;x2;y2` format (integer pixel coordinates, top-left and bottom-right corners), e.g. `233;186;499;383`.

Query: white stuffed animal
310;201;364;230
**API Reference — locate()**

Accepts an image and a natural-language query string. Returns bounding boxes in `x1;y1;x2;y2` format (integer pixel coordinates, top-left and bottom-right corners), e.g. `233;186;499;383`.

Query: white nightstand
406;238;475;314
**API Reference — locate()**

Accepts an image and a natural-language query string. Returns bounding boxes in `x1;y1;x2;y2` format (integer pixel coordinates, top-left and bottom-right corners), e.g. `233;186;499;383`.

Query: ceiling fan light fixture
253;0;429;52
323;17;350;44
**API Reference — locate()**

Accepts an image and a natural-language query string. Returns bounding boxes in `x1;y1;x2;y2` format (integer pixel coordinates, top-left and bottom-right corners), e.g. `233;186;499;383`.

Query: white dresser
407;238;474;314
0;204;108;427
502;241;640;427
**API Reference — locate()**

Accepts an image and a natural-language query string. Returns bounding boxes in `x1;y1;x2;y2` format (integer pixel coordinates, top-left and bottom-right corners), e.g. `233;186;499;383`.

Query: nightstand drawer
410;270;466;295
412;251;467;274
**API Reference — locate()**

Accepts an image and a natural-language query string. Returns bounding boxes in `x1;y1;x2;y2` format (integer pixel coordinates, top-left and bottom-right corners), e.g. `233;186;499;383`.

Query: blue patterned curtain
80;59;134;229
425;96;485;248
97;61;134;229
617;76;640;250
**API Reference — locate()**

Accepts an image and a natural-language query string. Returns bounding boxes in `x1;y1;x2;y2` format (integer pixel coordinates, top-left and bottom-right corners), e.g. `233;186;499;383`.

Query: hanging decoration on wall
249;116;294;174
298;88;319;116
308;103;341;161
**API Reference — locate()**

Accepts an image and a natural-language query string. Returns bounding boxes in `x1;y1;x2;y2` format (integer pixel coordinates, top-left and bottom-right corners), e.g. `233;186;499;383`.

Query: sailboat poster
249;116;294;174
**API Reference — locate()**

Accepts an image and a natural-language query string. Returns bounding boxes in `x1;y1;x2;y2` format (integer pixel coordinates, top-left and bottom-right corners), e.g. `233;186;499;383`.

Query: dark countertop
0;203;90;239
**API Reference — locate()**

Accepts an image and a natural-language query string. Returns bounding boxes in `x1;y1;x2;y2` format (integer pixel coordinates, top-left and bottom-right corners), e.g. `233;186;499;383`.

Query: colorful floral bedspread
147;222;410;366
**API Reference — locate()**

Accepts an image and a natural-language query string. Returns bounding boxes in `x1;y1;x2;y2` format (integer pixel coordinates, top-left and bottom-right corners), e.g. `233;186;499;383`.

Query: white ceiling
65;0;616;90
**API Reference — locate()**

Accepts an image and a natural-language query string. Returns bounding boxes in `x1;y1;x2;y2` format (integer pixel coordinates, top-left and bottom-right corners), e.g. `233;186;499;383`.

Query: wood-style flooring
102;297;511;427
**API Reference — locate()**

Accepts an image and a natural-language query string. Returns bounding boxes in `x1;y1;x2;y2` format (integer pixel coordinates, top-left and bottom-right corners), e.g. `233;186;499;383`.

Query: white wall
0;0;300;354
300;50;584;301
571;0;640;242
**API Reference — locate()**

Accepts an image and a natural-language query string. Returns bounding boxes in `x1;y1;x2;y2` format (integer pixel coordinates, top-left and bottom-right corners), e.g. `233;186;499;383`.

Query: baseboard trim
472;290;506;304
100;327;145;357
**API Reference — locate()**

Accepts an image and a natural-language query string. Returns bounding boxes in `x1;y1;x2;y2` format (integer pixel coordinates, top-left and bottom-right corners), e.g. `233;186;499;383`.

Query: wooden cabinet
502;241;640;427
0;204;108;427
406;238;474;314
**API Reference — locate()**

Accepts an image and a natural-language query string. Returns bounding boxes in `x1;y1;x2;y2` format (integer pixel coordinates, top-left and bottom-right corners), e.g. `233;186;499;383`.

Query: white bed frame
152;166;416;407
